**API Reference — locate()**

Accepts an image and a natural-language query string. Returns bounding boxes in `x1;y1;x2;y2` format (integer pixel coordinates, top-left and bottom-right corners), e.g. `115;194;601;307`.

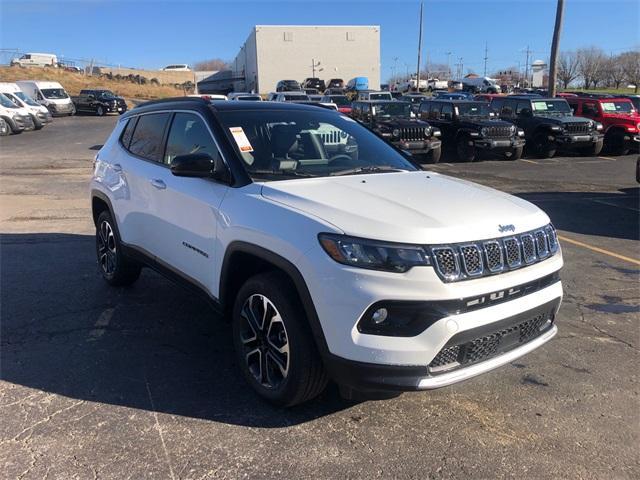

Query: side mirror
88;94;95;100
170;152;228;181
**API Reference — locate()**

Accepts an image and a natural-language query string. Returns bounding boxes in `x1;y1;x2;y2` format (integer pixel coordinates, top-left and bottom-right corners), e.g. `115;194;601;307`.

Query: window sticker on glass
229;126;254;152
601;102;617;112
532;101;548;111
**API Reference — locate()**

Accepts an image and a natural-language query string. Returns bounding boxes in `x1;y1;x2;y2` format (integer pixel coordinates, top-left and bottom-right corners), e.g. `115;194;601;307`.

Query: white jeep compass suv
91;98;563;406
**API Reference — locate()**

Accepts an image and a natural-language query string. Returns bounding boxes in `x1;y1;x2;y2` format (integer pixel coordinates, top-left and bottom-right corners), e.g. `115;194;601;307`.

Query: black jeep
72;89;127;116
418;100;525;162
490;96;604;158
350;100;442;163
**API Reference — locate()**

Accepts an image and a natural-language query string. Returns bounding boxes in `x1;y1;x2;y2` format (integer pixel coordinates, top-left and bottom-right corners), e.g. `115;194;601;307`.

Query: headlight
318;233;431;273
480;127;488;136
517;129;525;137
433;128;441;136
424;126;431;136
550;125;562;131
392;128;401;138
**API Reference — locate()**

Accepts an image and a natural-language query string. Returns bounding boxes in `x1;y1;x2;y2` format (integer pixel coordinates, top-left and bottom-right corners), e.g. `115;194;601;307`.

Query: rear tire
533;131;556;158
232;272;328;407
580;138;604;157
504;145;523;161
95;210;141;286
456;135;476;162
0;119;10;136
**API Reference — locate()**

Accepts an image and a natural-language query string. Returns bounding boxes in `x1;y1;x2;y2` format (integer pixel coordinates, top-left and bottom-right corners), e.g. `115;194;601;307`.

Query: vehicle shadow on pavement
517;188;640;242
0;233;356;428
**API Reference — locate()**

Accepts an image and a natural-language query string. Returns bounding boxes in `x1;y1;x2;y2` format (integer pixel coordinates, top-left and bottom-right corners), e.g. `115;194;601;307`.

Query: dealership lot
1;116;638;479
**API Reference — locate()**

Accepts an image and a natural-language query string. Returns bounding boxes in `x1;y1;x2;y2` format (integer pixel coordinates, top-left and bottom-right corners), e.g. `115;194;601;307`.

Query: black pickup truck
71;89;127;116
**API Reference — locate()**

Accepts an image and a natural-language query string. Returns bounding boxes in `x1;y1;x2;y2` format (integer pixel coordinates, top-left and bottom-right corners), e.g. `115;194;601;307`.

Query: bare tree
619;50;640;93
577;47;607;89
193;58;230;71
557;51;580;88
605;55;626;89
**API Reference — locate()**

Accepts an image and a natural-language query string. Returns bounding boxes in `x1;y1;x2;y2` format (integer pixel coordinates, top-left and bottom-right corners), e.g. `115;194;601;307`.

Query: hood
600;112;640;124
377;118;428;128
458;118;513;129
535;114;589;125
261;171;549;244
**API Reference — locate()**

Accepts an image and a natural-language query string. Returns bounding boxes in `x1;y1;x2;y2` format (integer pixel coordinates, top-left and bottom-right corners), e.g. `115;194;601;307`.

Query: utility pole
548;0;565;96
311;58;321;78
483;41;488;76
524;46;531;87
416;0;423;90
446;51;452;78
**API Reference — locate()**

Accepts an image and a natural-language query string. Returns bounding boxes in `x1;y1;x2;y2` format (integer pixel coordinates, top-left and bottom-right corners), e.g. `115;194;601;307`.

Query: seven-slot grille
430;225;559;282
400;127;427;141
485;126;512;137
564;122;590;134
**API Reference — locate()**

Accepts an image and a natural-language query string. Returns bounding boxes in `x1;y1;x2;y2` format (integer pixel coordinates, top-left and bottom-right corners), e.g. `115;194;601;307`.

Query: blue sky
1;0;638;81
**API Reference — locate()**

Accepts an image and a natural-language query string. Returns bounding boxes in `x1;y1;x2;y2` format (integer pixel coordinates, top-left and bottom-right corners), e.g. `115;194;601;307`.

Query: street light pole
416;0;423;91
548;0;565;96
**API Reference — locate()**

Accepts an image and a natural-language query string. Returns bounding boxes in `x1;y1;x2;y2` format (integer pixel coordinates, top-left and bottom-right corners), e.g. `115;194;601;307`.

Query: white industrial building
202;25;380;94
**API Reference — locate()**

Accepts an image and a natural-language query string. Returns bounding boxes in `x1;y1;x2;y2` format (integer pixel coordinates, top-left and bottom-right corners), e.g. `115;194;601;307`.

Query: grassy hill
0;66;188;105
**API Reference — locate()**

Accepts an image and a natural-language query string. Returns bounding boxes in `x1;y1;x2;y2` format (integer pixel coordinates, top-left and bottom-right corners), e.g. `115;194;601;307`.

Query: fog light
372;308;388;324
446;319;459;333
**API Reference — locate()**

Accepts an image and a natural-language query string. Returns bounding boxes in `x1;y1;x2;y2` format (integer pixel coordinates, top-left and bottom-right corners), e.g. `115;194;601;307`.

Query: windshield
328;95;349;106
13;91;40;106
532;100;571;115
370;93;392;100
601;101;635;114
41;88;68;99
237;95;262;101
219;109;416;182
0;93;19;108
456;102;492;118
372;102;411;118
97;90;116;99
402;96;427;104
284;94;309;101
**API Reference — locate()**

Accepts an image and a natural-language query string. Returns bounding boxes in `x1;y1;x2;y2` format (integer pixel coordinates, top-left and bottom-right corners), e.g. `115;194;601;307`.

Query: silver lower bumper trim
417;324;557;389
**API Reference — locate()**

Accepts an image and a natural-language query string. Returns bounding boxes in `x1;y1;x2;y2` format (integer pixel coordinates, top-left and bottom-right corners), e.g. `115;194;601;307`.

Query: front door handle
150;179;166;190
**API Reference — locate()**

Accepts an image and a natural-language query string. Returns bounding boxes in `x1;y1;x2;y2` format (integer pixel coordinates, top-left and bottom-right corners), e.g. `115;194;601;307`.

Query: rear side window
164;113;220;165
120;117;137;149
128;113;171;162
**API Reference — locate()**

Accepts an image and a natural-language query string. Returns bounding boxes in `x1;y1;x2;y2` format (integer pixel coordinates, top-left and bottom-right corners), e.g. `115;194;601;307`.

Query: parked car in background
320;94;352;114
72;89;127;116
308;94;323;102
619;95;640;111
345;77;369;92
555;92;578;99
491;96;604;158
474;93;503;102
189;94;228;101
399;94;429;114
304;88;320;95
426;78;448;91
161;64;191;71
325;87;345;95
228;93;262;101
16;80;75;116
0;93;35;134
276;80;302;92
461;77;500;94
419;99;525;161
351;100;442;162
0;82;52;129
302;78;326;92
356;91;393;101
566;96;640;155
435;92;473;100
273;92;310;102
10;52;57;68
326;78;344;90
398;77;428;93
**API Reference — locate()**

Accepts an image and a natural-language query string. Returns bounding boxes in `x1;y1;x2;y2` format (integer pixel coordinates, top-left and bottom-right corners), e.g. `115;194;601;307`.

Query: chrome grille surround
564;122;590;134
400;127;426;141
428;224;560;283
485;126;512;137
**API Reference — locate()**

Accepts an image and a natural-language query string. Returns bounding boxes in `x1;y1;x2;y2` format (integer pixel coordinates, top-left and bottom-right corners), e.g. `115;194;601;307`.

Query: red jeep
567;97;640;155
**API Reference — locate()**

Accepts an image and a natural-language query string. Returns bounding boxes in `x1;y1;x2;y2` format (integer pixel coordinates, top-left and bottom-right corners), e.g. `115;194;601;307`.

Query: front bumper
394;138;442;154
106;102;127;114
555;131;603;147
474;137;525;150
47;103;75;116
325;295;560;392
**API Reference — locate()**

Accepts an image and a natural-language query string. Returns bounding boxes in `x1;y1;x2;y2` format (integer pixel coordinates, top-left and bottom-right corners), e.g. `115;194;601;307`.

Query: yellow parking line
558;235;640;266
521;159;539;164
598;156;617;161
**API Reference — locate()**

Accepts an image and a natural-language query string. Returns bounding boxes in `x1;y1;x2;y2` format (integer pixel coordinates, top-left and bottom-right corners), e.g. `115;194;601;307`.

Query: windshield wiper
330;165;410;177
250;169;316;178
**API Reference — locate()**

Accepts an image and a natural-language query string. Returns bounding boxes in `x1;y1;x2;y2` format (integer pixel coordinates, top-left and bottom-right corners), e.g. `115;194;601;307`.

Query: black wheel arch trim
220;241;330;356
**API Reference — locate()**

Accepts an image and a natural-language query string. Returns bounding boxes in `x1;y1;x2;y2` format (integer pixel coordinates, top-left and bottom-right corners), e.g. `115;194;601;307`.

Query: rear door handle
150;179;166;190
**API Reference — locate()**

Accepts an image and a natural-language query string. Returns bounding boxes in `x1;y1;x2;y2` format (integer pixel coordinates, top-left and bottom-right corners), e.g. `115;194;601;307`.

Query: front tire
96;106;105;117
0;119;10;136
456;135;476;162
533;131;557;158
504;145;523;161
232;272;328;406
95;210;141;286
427;145;442;163
605;130;629;156
579;138;604;157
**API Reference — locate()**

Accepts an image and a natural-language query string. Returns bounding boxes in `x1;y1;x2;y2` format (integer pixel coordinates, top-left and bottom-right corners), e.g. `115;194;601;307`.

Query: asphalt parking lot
1;116;638;479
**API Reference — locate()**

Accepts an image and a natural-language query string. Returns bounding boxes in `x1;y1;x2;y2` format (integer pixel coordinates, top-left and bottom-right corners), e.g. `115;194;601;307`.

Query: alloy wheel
97;220;117;275
239;294;290;389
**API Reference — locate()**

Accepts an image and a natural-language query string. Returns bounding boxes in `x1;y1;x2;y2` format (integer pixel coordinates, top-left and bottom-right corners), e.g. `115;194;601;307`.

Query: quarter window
128;113;171;162
120;117;137;149
440;103;453;120
164;113;220;165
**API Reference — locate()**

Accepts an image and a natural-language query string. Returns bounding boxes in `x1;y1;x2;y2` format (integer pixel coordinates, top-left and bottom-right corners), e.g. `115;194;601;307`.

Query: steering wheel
327;154;353;166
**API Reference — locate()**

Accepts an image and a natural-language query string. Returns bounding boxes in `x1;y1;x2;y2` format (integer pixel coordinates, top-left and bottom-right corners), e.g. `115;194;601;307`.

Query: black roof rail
133;96;209;108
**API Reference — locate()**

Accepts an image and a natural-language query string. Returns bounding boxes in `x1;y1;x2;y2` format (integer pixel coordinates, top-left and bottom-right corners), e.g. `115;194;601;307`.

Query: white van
161;64;191;71
0;82;52;129
0;93;35;134
11;53;58;68
460;76;500;94
16;81;75;116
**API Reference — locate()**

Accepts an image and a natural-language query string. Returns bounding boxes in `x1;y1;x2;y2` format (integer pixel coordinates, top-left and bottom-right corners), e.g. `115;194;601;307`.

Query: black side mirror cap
170;152;229;182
